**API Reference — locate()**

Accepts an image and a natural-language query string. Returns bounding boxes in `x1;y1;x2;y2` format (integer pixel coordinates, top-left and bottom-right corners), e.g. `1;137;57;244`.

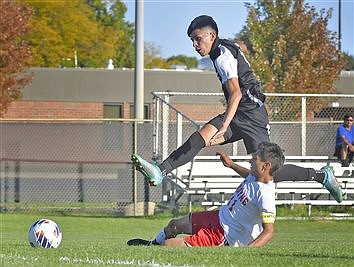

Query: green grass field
1;213;353;267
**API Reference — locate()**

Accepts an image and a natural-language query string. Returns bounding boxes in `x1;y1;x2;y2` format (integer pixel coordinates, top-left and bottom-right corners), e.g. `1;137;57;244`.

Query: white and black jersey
207;38;270;154
209;38;266;112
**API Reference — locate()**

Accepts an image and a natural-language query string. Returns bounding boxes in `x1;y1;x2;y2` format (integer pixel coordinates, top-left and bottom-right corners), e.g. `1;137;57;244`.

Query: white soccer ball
28;218;62;248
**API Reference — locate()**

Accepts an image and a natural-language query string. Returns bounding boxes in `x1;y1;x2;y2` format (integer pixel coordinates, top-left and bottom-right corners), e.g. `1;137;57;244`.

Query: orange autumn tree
0;0;33;116
237;0;344;120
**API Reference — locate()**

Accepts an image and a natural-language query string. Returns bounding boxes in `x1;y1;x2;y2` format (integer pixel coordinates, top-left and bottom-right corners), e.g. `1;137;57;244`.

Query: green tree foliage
87;0;134;68
144;42;198;69
144;42;168;69
237;0;345;119
242;0;344;93
0;0;33;116
167;55;198;69
342;52;354;70
24;0;134;68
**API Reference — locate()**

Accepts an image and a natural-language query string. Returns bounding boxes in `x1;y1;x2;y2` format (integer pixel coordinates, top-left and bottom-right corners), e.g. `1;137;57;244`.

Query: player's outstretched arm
216;151;249;178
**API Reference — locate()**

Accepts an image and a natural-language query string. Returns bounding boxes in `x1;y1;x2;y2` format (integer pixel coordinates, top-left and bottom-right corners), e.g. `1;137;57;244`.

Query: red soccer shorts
184;210;226;247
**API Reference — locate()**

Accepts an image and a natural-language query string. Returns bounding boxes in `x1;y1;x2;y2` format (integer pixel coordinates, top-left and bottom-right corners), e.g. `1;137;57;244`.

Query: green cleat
131;154;164;186
321;165;344;203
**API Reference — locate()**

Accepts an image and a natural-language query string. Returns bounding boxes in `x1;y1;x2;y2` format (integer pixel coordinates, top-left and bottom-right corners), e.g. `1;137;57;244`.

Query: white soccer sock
154;229;166;245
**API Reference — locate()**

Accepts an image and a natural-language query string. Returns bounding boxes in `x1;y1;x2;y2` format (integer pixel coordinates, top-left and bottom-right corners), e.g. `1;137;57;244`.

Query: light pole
338;0;341;51
134;0;144;121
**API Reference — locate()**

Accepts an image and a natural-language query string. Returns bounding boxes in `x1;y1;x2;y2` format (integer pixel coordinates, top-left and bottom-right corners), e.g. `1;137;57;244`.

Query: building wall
174;103;225;122
4;101;103;119
335;71;354;94
3;68;353;120
20;68;221;103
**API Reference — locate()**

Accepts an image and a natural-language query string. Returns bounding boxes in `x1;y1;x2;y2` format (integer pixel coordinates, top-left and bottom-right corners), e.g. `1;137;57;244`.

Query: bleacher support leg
308;204;312;217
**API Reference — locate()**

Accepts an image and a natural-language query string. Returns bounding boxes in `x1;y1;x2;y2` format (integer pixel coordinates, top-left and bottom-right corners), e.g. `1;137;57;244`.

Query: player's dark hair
257;142;285;176
187;15;218;37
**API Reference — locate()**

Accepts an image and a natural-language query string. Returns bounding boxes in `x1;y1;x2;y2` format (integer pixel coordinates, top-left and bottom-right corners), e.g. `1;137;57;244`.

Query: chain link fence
152;92;354;158
1;121;162;215
1;93;353;215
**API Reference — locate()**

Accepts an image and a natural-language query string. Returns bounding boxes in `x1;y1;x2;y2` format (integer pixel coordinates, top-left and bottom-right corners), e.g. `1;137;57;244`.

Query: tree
87;0;135;68
342;52;354;71
167;55;198;69
144;42;169;69
0;0;33;116
24;0;134;68
144;42;198;69
238;0;345;119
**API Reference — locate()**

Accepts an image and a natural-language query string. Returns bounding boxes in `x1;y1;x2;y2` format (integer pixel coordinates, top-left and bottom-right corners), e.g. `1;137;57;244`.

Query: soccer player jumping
132;15;343;203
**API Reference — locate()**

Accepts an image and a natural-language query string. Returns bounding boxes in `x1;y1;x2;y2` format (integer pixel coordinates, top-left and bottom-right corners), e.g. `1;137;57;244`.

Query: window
103;103;123;119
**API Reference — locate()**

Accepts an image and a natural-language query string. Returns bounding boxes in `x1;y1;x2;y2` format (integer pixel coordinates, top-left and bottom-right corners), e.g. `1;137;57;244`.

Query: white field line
0;253;39;263
59;256;193;266
0;253;193;267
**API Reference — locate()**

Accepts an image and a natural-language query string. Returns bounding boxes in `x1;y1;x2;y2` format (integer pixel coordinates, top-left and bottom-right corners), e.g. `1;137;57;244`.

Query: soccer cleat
131;154;164;186
127;238;152;246
321;165;343;203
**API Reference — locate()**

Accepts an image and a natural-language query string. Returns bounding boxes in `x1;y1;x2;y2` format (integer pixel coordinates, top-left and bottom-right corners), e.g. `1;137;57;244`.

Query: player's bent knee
164;237;187;247
199;124;218;146
165;215;191;238
164;219;179;238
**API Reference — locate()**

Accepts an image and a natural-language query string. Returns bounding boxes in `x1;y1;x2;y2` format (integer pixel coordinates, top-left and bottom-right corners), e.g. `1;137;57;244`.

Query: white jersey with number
219;174;276;247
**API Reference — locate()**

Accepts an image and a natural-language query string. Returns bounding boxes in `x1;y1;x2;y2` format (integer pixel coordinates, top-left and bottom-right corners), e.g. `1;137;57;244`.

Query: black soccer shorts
208;105;270;154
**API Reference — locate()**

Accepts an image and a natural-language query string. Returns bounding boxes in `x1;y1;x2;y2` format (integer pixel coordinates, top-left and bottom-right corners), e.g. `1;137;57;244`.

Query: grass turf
0;213;353;267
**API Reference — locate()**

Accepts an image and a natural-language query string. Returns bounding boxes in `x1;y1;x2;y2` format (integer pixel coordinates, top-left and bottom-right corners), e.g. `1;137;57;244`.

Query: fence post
301;96;307;156
78;162;83;202
162;95;170;160
4;162;9;203
176;113;183;149
175;113;183;178
133;121;138;216
14;161;20;203
232;142;238;156
152;96;160;162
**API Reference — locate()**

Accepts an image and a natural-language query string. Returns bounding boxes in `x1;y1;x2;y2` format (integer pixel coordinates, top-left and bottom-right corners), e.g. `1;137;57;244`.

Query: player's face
249;153;270;178
190;28;216;57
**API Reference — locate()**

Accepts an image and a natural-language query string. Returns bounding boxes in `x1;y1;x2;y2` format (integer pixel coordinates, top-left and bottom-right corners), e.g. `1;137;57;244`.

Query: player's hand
209;126;227;145
216;151;234;168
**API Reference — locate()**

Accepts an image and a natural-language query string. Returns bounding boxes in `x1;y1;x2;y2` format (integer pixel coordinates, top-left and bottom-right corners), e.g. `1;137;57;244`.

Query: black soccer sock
151;239;160;245
159;131;205;173
314;170;325;184
274;164;324;184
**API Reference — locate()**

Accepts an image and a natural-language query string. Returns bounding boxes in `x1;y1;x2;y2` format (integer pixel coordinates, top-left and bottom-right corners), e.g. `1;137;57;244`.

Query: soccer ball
28;218;62;248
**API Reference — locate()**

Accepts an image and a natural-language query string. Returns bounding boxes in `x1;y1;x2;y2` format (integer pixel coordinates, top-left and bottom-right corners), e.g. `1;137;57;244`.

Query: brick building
3;68;354;121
